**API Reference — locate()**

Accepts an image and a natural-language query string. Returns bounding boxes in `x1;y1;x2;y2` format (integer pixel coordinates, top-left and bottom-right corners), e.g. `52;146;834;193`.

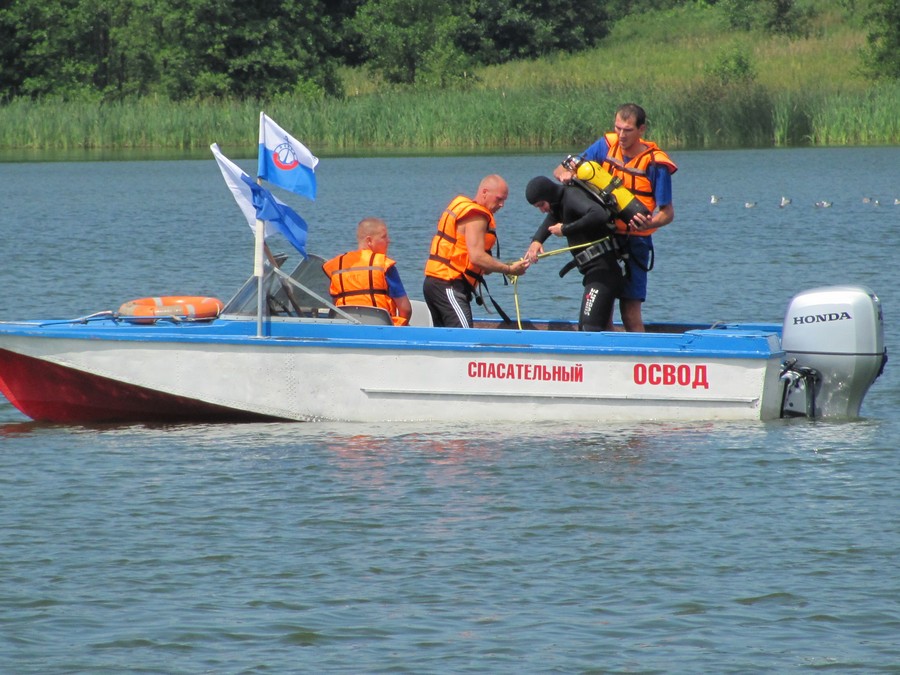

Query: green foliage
349;0;475;85
347;0;610;85
470;0;610;64
698;82;772;146
0;0;342;101
705;48;757;85
862;0;900;79
0;0;881;104
603;0;687;12
319;0;369;67
1;0;897;150
718;0;815;36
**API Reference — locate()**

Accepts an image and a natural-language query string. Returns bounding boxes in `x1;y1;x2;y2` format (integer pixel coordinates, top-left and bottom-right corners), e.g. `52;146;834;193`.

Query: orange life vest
323;250;407;325
600;132;677;235
424;195;498;289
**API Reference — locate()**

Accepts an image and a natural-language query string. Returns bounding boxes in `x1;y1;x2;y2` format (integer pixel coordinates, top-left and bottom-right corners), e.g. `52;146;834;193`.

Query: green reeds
0;98;261;152
1;82;897;154
808;84;900;146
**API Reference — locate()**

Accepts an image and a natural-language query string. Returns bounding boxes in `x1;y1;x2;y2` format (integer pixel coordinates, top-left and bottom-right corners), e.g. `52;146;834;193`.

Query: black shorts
423;276;473;328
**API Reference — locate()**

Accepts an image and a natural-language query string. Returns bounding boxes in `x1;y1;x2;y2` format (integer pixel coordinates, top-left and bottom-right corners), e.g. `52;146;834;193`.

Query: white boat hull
0;325;785;423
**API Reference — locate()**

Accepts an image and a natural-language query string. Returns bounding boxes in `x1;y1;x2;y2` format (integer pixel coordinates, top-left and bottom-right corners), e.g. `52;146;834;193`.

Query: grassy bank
1;4;897;153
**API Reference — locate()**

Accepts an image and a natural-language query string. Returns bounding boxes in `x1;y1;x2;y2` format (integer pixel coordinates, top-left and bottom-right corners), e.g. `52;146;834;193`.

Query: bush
705;48;757;86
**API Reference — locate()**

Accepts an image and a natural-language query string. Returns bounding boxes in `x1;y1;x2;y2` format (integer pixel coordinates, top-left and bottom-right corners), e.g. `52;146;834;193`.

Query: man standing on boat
323;217;412;326
523;176;622;332
555;103;677;332
423;175;530;328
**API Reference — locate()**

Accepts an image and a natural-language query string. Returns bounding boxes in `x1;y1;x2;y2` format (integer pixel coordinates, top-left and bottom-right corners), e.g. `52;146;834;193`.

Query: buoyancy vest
424;195;498;289
323;250;407;325
600;132;677;235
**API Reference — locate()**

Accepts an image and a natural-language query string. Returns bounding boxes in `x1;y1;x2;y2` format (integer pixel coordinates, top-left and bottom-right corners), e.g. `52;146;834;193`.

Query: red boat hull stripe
0;348;284;424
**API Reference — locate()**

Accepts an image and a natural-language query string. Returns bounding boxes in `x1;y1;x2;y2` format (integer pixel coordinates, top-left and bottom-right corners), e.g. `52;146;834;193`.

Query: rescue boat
0;252;886;425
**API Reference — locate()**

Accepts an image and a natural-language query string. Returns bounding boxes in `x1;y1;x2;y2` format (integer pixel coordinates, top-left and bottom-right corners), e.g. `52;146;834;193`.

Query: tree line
1;0;897;104
0;0;609;102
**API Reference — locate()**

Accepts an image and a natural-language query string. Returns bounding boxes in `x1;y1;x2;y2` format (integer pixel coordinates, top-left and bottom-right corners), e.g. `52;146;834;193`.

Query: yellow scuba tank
563;155;650;226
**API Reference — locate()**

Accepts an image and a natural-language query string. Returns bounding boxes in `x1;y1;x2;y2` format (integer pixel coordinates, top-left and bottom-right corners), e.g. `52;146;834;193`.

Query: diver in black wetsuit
524;176;623;332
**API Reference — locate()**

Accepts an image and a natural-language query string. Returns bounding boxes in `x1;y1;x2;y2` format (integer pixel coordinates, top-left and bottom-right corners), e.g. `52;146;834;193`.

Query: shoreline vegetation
2;5;897;157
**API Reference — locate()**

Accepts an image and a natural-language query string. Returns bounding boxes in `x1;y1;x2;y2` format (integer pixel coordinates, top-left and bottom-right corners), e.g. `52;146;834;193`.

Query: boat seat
328;305;394;326
408;299;434;327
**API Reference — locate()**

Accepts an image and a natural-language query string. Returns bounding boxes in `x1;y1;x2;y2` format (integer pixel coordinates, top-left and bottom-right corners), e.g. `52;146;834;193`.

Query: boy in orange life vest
554;103;677;332
323;217;412;326
423;174;530;328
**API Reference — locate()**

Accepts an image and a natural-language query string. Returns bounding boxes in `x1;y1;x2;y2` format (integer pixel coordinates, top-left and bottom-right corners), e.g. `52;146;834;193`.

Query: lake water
1;147;899;673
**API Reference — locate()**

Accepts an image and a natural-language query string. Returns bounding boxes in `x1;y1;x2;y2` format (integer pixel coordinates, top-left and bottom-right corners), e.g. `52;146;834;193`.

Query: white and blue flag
257;112;318;200
211;143;308;256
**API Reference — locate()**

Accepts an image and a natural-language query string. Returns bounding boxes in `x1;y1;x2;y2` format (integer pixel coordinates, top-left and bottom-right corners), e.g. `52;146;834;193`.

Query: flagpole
250;112;318;336
254;215;266;337
211;137;311;336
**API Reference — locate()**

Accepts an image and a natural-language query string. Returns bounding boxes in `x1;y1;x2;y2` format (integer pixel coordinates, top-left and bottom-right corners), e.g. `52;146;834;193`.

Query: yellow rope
504;237;613;329
510;274;523;329
537;236;613;260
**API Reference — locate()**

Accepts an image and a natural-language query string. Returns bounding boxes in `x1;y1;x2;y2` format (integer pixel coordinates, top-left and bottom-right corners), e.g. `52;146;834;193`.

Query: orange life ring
118;296;224;321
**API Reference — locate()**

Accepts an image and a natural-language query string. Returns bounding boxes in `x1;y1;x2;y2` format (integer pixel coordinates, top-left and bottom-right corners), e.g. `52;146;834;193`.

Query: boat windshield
221;254;331;317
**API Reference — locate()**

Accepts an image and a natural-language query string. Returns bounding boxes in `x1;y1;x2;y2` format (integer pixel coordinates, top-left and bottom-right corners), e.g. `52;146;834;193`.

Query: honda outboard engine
780;286;886;418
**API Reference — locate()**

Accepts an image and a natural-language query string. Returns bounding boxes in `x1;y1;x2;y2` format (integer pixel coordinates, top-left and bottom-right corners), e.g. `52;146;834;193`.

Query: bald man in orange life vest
423;175;530;328
555;103;677;332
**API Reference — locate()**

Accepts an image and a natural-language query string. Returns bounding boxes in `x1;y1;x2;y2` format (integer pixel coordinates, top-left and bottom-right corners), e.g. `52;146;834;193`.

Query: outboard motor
780;286;886;418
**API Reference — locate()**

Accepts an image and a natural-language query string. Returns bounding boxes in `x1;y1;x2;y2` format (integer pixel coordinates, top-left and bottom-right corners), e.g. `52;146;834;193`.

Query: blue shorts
621;235;653;301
